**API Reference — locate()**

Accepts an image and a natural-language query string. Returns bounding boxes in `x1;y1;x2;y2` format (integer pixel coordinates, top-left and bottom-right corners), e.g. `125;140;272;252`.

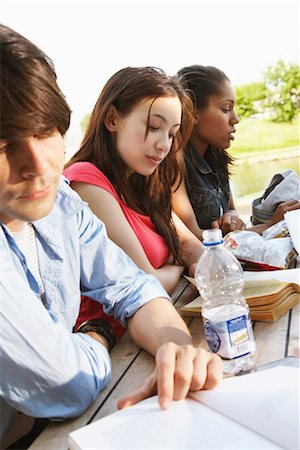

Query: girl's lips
20;186;51;200
146;156;163;166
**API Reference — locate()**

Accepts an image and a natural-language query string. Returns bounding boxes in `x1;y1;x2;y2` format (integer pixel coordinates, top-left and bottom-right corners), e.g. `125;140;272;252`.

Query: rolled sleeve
78;206;171;326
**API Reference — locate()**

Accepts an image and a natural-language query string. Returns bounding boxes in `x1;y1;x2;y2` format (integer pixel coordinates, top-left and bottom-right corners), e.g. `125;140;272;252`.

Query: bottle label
204;314;255;359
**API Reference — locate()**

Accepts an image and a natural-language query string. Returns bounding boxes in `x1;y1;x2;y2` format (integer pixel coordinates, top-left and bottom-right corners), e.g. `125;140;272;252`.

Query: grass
230;116;299;157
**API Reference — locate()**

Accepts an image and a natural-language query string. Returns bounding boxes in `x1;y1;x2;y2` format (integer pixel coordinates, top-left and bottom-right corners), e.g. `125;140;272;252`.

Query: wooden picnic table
29;276;299;450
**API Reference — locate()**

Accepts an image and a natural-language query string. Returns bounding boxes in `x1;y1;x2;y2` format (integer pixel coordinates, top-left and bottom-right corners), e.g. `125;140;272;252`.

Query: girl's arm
171;211;204;275
172;177;203;240
70;181;184;294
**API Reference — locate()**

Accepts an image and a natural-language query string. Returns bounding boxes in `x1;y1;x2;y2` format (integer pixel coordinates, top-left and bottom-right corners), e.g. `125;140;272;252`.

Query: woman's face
192;80;240;152
114;96;182;178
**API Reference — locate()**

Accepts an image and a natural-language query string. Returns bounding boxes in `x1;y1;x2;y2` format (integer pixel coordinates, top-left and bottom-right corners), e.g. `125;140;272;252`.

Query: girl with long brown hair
64;66;203;337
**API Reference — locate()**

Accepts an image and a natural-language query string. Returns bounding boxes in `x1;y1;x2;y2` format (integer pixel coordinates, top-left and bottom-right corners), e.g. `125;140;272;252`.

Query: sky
1;0;299;140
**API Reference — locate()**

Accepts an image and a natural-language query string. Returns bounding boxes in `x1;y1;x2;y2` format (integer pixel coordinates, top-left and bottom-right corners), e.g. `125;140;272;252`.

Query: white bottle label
203;314;255;359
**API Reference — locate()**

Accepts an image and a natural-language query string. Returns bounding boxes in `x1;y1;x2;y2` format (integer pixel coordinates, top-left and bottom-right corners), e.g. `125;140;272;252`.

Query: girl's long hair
65;66;193;262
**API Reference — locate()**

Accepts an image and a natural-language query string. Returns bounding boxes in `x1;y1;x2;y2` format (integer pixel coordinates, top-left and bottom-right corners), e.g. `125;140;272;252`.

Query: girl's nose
157;134;172;154
232;111;240;124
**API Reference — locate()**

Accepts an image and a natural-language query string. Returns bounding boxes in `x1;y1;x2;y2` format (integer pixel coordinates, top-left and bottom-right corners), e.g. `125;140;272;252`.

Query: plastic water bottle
195;229;256;375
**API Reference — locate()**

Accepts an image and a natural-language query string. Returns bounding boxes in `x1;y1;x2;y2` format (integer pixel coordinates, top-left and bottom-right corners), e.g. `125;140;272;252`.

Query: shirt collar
185;142;213;175
32;176;85;245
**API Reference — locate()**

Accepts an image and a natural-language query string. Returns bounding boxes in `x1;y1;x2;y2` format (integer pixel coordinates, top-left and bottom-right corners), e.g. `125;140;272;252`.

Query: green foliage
80;113;91;134
263;60;300;122
235;82;266;119
235;60;300;122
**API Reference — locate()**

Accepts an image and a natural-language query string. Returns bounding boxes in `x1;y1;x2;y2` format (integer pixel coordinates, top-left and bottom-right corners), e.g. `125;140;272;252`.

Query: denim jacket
184;144;230;229
0;178;169;431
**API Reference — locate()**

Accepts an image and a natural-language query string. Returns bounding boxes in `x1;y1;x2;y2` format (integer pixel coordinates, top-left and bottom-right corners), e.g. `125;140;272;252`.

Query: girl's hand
211;210;246;235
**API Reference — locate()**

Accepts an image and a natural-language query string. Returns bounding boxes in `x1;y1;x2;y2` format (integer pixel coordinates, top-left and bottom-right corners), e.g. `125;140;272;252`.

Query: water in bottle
195;228;256;375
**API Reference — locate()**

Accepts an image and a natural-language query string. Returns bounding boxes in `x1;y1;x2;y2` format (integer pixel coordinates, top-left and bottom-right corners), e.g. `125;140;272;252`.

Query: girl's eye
149;126;159;132
222;108;230;113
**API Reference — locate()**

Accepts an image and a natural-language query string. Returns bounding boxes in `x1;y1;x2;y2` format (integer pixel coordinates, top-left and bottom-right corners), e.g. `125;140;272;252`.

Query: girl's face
192;80;240;152
114;96;182;178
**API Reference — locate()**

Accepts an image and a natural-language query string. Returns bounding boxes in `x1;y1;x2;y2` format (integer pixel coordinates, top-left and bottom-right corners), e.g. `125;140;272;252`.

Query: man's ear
104;105;119;131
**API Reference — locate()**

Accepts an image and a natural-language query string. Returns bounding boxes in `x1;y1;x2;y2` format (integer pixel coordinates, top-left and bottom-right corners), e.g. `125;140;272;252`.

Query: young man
0;24;222;446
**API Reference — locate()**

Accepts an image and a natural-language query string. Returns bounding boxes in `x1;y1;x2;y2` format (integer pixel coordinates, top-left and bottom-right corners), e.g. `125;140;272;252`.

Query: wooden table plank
253;313;290;366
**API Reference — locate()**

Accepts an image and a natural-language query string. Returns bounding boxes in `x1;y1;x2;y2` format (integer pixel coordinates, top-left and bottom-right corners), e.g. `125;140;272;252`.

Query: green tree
263;60;300;122
235;82;267;119
80;113;91;134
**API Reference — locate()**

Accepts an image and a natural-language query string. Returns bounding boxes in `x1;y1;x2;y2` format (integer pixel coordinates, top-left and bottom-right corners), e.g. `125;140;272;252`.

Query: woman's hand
267;199;300;227
211;210;246;235
117;344;222;410
248;199;300;235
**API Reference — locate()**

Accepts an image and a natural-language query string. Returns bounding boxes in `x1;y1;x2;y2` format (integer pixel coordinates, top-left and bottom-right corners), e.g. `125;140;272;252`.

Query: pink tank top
64;162;170;268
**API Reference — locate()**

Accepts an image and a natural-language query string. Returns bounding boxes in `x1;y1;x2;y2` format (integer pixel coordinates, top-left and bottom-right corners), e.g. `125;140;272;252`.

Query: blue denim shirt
0;178;169;429
184;144;231;229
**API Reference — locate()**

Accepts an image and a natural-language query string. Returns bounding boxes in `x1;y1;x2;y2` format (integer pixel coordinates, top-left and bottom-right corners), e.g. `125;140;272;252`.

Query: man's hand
117;344;222;410
211;210;246;235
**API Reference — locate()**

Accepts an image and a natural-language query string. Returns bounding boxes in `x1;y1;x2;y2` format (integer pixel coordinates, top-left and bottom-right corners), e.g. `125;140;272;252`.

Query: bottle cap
202;229;224;246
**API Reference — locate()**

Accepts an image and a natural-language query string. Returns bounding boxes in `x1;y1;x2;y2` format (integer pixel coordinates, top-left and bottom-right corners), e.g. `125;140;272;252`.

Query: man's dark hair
0;24;71;140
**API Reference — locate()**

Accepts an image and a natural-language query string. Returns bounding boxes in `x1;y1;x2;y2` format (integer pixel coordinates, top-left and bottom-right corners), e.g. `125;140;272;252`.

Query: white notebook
69;364;299;450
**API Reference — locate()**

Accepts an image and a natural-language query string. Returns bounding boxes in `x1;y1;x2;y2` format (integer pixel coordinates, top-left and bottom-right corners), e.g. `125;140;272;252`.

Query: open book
69;364;299;450
181;269;300;322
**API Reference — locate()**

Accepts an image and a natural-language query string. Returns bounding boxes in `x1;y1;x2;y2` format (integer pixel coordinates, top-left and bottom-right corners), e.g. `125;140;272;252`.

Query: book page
69;395;280;450
244;267;300;284
243;280;300;307
186;269;300;286
189;365;299;449
184;275;196;285
180;295;203;316
244;279;288;298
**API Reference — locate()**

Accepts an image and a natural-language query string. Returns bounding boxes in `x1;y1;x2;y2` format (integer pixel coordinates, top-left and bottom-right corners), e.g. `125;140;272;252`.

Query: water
230;155;299;220
231;156;299;198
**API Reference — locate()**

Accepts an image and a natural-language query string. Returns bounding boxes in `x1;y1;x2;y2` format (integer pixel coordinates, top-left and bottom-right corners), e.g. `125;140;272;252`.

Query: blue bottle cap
202;229;224;246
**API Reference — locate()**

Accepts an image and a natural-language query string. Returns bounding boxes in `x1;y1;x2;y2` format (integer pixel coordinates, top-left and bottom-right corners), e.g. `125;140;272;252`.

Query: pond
230;155;299;221
231;156;299;199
